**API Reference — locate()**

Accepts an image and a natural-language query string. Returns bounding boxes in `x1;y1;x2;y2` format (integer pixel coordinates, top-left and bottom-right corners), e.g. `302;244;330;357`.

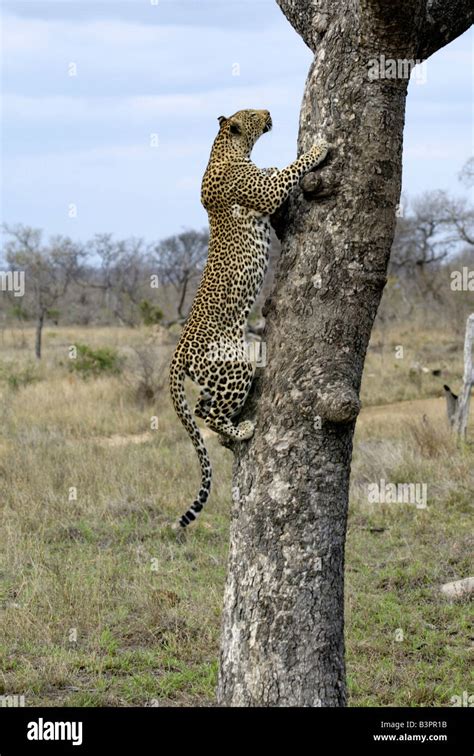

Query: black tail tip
179;511;195;527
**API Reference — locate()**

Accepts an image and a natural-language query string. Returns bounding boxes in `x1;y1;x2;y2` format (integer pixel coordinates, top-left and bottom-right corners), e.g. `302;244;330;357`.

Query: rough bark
217;0;473;706
447;314;474;438
453;314;474;438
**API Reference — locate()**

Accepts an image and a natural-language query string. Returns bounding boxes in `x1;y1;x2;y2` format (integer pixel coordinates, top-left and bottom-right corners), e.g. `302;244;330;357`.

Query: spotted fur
169;109;330;527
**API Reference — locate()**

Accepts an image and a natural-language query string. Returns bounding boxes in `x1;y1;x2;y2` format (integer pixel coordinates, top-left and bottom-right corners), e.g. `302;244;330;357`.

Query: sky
1;0;473;245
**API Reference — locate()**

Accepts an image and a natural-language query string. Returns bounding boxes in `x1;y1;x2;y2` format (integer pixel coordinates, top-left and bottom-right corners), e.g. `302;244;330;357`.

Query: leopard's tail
169;357;212;528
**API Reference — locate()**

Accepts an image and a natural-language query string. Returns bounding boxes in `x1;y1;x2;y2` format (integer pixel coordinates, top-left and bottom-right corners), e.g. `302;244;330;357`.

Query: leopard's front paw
310;140;331;165
237;420;255;440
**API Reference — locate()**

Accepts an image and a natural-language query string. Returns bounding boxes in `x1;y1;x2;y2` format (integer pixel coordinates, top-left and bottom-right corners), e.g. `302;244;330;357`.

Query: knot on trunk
290;376;361;424
301;169;339;199
314;381;361;423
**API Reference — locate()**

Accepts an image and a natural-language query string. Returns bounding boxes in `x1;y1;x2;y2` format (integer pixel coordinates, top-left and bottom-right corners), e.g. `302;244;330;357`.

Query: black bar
0;706;472;754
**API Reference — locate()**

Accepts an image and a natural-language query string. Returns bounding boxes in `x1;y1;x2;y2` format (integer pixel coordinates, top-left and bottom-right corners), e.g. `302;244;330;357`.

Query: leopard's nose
262;112;272;133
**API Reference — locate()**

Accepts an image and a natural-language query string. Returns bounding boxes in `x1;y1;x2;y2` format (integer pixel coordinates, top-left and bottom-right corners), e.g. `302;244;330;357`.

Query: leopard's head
216;109;272;157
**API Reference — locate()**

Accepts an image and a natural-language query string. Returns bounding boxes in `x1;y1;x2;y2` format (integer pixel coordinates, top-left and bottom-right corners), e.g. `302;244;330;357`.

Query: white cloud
4;94;206;123
2;12;312;96
2;15;177;55
1;7;472;241
3;79;304;126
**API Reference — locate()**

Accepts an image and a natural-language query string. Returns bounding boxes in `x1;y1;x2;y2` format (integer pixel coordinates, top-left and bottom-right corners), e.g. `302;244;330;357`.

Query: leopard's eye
229;123;241;135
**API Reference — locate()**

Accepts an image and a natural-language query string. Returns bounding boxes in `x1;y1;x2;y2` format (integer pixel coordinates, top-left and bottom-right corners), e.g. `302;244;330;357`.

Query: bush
123;347;168;406
69;343;123;379
46;308;60;325
9;304;30;322
0;361;40;390
407;417;454;459
139;300;164;326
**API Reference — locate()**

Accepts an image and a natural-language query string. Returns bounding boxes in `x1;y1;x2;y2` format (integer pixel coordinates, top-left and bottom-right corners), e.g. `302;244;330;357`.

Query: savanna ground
0;322;472;707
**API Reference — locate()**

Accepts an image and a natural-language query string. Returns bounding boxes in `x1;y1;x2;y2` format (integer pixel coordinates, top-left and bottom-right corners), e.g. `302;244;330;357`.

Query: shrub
46;308;60;325
407;417;454;459
0;361;40;390
9;304;30;322
123;347;168;406
69;343;123;379
139;300;164;326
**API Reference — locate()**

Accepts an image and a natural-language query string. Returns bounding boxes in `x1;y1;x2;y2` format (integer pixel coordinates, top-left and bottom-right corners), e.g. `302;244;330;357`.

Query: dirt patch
96;427;215;446
361;396;447;421
92;432;154;447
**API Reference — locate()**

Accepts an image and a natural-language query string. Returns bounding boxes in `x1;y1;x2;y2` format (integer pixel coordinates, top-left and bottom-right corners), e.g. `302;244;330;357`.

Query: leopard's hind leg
204;359;255;440
194;389;212;419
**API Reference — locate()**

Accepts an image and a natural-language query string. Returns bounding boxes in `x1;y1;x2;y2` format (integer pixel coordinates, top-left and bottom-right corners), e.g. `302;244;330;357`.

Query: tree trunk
177;276;189;320
447;313;474;438
35;310;44;360
218;0;473;707
454;314;474;438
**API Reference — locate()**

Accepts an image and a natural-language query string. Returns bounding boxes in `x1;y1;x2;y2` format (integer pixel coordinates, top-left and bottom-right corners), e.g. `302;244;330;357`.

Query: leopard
169;108;330;527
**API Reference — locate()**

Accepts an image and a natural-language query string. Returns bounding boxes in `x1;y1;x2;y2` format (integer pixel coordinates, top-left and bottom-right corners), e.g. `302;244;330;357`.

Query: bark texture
218;0;473;707
447;314;474;438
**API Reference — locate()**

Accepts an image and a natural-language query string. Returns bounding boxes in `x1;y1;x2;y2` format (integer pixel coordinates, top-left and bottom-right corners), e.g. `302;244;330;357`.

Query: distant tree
459;156;474;189
392;161;474;276
154;229;208;321
86;234;154;327
444;194;474;247
386;188;474;312
391;192;459;273
3;224;83;358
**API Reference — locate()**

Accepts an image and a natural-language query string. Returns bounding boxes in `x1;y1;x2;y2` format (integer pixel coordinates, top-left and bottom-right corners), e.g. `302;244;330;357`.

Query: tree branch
276;0;332;51
416;0;473;60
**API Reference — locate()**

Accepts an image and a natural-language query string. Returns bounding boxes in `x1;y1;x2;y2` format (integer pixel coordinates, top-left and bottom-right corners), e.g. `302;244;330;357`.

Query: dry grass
348;409;472;706
362;323;465;406
0;324;472;706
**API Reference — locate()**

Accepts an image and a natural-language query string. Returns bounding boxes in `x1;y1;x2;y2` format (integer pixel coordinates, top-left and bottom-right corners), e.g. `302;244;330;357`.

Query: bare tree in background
383;165;474;320
389;191;471;307
3;224;83;358
86;234;152;327
459;156;474;189
392;193;457;273
218;0;473;706
391;191;473;273
153;229;208;322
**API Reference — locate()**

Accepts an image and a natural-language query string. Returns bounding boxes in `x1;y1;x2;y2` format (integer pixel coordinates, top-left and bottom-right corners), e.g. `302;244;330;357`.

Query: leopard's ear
217;115;228;127
228;119;241;135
